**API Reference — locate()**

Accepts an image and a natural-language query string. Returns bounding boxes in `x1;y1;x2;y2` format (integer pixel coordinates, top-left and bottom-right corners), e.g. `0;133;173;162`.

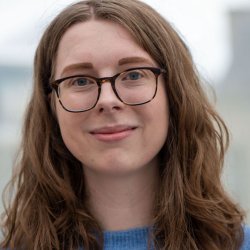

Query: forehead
55;20;157;77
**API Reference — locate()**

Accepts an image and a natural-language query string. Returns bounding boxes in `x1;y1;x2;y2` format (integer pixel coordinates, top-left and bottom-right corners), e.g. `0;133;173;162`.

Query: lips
90;125;137;142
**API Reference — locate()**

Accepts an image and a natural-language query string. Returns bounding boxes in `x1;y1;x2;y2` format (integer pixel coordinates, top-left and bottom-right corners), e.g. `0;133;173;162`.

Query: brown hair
1;0;245;249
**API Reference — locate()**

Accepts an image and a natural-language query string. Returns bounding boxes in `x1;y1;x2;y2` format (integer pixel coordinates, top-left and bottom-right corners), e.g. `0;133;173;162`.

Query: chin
82;155;158;177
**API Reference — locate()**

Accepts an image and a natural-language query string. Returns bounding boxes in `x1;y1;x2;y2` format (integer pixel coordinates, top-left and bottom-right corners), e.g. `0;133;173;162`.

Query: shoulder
241;225;250;250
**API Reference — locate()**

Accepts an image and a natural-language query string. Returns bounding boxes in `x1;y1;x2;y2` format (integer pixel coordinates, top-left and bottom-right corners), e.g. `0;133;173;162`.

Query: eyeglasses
50;67;166;113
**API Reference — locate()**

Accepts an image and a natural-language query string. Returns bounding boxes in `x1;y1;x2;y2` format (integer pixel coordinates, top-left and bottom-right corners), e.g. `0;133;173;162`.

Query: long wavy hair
0;0;245;249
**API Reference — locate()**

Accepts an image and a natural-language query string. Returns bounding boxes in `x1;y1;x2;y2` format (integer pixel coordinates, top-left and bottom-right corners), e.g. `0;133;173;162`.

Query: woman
1;0;249;249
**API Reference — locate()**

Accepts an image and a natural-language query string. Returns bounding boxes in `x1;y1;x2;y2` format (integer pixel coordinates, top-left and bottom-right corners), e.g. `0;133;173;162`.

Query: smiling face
54;20;169;177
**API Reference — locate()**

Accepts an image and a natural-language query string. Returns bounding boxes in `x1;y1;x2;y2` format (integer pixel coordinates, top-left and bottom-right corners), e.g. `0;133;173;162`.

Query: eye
123;71;143;81
73;77;94;86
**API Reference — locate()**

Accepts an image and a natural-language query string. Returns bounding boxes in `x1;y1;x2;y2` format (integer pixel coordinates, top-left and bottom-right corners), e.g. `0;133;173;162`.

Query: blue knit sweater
2;226;250;249
99;225;250;250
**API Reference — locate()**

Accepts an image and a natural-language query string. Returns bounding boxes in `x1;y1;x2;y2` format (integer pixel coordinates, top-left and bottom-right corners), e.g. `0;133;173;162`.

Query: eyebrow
118;56;153;66
61;62;94;75
61;56;153;76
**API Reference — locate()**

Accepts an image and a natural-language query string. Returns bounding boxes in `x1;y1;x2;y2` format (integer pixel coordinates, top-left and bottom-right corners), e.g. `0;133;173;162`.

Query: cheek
149;108;168;150
55;97;80;130
57;111;76;147
55;100;85;155
141;84;169;154
151;83;169;133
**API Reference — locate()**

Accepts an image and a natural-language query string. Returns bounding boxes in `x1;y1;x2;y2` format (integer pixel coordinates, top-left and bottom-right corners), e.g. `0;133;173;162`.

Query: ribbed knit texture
103;227;153;250
99;225;250;250
2;225;250;249
241;225;250;250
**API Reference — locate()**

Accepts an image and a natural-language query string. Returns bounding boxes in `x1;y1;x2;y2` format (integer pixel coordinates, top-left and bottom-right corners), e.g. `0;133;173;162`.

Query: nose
95;80;124;113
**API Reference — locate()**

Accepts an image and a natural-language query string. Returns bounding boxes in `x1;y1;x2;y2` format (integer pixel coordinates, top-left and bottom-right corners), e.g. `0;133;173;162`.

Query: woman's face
54;20;169;176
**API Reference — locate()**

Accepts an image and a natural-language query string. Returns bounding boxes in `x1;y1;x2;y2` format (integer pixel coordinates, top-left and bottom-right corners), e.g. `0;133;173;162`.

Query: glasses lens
58;76;99;112
115;68;157;105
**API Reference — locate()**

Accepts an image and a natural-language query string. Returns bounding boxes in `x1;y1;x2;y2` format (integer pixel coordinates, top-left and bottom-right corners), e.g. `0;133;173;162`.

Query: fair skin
54;20;169;231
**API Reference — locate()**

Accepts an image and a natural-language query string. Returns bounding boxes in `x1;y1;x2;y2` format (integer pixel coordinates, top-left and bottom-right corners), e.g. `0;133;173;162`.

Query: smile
90;125;137;142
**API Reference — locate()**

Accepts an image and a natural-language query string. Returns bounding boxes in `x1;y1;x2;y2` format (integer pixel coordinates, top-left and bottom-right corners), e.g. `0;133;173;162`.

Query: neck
84;164;159;231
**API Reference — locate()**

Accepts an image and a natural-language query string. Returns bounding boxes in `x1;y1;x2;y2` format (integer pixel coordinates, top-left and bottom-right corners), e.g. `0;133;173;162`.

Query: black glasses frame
50;67;166;113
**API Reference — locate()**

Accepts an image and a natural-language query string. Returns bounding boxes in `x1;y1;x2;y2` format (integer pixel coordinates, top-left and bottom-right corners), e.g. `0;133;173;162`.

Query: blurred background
0;0;249;223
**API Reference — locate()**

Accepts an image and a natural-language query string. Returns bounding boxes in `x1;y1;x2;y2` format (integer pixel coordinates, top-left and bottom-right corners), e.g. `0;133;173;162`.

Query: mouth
90;125;137;142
